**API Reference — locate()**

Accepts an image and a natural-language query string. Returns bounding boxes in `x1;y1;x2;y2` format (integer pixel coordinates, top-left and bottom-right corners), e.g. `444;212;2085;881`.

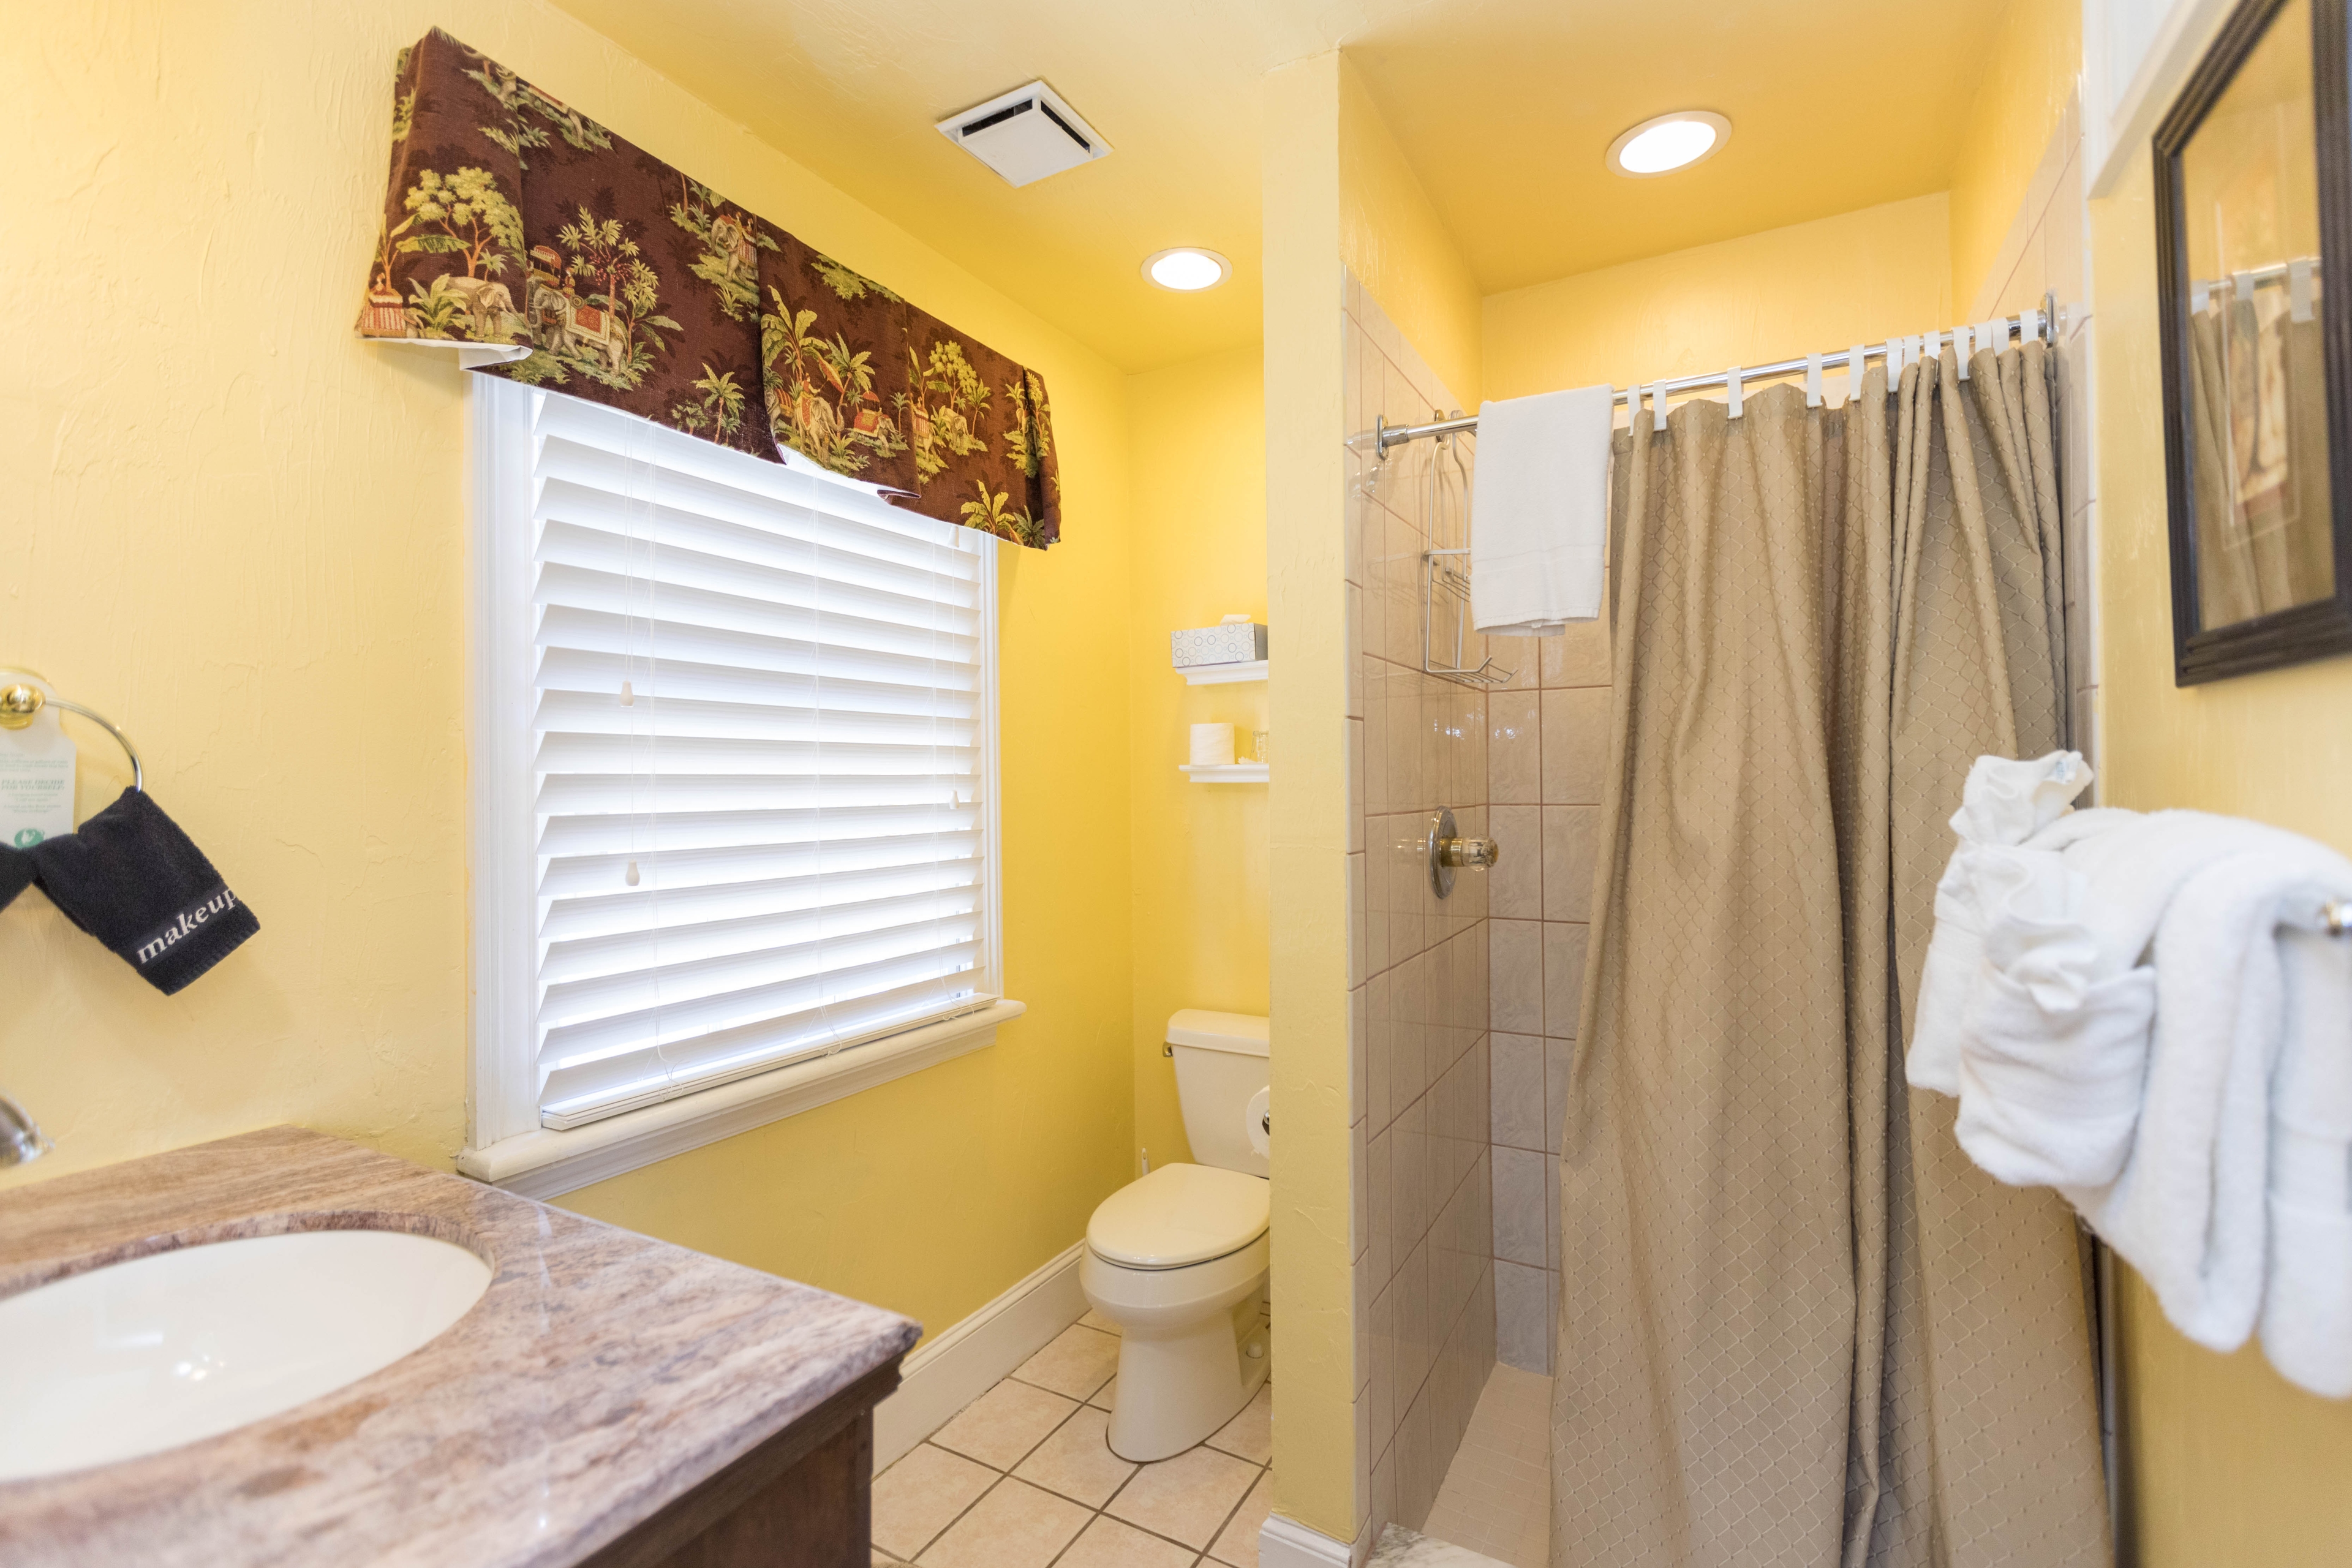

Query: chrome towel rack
0;675;143;791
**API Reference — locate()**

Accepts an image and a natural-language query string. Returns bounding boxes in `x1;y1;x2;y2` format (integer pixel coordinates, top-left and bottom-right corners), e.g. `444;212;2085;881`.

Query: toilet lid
1088;1163;1270;1269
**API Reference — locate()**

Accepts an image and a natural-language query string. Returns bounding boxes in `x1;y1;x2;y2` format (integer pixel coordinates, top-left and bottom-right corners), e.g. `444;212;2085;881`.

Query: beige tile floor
1417;1366;1551;1568
874;1313;1273;1568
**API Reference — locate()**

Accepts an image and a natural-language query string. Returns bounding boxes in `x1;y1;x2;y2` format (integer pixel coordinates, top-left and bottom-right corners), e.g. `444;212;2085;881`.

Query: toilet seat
1086;1164;1268;1270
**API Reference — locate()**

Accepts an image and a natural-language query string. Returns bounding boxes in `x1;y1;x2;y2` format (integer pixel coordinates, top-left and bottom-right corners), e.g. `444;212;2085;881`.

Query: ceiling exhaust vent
937;81;1110;187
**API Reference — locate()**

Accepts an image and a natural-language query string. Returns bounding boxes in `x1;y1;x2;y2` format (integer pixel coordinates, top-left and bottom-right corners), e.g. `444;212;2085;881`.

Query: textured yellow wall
1948;0;2082;311
1125;347;1270;1172
2091;142;2352;1567
0;0;1138;1351
1262;48;1357;1544
1482;194;1953;401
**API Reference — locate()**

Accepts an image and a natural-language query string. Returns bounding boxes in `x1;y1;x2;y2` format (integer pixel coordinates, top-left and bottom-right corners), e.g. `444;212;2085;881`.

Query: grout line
899;1467;1006;1565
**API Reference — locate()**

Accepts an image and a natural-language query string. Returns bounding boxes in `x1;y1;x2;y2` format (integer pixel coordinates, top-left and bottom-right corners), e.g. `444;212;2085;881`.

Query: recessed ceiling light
1607;111;1731;178
1143;247;1230;291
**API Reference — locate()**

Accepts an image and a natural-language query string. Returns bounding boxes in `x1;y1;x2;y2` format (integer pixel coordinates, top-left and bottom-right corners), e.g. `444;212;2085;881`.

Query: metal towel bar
0;675;143;791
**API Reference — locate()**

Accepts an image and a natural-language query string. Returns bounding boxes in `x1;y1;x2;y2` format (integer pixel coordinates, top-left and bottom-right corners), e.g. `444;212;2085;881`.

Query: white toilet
1082;1009;1272;1462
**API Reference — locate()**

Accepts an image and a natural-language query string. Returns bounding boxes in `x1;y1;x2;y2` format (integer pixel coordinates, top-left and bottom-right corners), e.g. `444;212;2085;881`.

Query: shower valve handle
1438;836;1501;869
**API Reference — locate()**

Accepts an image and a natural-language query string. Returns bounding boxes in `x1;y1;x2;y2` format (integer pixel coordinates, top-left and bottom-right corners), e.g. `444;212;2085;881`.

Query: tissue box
1170;622;1268;668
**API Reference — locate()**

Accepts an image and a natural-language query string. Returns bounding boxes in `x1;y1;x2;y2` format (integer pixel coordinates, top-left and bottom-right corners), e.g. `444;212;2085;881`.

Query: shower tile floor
1420;1366;1551;1568
872;1312;1273;1568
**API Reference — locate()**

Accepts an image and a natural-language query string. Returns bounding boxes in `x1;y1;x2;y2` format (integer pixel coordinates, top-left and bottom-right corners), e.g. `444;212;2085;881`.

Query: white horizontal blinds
526;391;991;1129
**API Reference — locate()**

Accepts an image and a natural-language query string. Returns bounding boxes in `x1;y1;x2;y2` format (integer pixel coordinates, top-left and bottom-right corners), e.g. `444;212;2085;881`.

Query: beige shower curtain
1552;345;2110;1568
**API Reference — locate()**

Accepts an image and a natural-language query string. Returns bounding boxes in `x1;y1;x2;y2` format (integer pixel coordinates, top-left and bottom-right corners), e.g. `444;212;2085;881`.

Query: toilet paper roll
1190;723;1236;767
1246;1087;1271;1157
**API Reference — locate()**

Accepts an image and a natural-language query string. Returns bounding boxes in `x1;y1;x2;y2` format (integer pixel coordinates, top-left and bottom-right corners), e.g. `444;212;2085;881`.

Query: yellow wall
1482;194;1953;402
1948;0;2082;310
1262;48;1358;1544
2089;143;2352;1567
1126;347;1270;1171
0;0;1138;1352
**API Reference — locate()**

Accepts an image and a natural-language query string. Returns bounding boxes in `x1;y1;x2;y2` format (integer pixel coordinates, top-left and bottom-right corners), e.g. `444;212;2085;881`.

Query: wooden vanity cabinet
583;1359;902;1568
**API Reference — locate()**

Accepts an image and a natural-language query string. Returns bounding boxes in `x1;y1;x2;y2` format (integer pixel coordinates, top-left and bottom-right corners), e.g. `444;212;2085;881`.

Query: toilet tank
1169;1010;1270;1177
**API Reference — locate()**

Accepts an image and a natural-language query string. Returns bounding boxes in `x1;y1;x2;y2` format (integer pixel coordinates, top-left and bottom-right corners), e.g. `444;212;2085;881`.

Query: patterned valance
358;30;1060;548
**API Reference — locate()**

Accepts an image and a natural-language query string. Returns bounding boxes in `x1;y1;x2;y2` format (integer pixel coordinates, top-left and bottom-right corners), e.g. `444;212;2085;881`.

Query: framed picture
2156;0;2352;684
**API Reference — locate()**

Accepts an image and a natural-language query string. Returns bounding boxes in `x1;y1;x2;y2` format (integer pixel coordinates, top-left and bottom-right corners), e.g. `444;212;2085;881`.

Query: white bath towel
2061;845;2352;1366
2264;923;2352;1396
1912;778;2352;1395
1910;752;2098;1095
1468;385;1613;636
2062;810;2323;974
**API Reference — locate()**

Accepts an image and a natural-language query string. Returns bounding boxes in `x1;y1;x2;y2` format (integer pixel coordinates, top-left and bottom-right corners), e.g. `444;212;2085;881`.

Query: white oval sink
0;1228;492;1481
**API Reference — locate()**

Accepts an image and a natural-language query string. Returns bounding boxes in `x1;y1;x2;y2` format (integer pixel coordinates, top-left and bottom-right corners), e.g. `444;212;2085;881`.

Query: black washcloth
27;789;258;994
0;846;31;912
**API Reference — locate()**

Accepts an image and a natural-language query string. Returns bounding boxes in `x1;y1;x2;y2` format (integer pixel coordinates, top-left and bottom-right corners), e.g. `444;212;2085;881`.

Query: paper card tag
0;715;75;848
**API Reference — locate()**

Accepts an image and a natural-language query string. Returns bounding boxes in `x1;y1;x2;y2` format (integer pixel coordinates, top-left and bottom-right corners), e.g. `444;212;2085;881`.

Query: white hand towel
2064;846;2352;1359
2263;922;2352;1396
1958;962;2156;1187
1953;845;2152;1185
1468;385;1613;636
1910;752;2096;1094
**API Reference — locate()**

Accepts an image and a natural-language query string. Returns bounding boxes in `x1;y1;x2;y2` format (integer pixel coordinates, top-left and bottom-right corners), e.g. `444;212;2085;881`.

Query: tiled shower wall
1345;272;1497;1540
1476;616;1611;1373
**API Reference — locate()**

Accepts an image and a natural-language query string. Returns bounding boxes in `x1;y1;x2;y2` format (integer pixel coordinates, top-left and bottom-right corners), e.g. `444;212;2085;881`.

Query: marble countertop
0;1126;921;1566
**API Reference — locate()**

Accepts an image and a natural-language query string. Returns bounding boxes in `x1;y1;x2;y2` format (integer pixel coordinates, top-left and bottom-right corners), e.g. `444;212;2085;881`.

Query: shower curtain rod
1375;292;2058;458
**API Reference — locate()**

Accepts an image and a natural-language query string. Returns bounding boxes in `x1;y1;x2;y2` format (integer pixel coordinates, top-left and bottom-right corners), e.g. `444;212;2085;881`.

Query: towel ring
0;680;143;791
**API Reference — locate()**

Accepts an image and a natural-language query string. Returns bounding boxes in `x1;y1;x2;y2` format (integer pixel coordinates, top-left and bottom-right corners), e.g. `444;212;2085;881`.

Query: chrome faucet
0;1092;50;1167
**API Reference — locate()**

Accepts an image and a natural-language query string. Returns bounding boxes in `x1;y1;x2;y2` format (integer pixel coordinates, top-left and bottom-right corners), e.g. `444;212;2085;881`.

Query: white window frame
456;377;1019;1199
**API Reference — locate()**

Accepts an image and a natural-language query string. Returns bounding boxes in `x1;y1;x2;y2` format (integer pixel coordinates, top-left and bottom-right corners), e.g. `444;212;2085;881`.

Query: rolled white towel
1950;750;2097;847
1975;845;2100;1008
1912;852;1989;1096
1951;846;2154;1186
1910;752;2097;1095
1956;964;2157;1188
2263;923;2352;1396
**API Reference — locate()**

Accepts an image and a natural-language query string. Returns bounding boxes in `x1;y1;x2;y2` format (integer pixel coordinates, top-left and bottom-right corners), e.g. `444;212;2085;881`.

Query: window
464;380;1006;1179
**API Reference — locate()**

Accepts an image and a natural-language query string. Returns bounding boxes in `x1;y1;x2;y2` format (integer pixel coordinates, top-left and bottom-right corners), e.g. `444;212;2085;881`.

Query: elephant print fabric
359;29;1062;548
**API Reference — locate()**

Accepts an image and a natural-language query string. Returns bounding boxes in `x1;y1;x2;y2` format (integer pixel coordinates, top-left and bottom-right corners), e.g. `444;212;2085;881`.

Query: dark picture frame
2155;0;2352;684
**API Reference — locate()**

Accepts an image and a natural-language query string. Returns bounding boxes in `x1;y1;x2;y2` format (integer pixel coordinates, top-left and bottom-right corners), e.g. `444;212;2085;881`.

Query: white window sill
458;1000;1025;1200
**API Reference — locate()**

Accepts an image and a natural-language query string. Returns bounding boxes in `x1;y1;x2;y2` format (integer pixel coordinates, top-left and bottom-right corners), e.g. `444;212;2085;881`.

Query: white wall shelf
1179;763;1268;783
1176;660;1268;686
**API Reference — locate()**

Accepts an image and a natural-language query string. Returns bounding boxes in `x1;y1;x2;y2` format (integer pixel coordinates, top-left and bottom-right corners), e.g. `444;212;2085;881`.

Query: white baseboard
1260;1513;1372;1568
873;1240;1089;1471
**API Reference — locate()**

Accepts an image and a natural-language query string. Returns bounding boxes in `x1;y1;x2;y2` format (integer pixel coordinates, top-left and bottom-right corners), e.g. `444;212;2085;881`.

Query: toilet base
1081;1237;1269;1462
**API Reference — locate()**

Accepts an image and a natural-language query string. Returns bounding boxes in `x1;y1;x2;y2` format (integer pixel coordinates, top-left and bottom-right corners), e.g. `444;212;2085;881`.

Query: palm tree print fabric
359;29;1061;548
